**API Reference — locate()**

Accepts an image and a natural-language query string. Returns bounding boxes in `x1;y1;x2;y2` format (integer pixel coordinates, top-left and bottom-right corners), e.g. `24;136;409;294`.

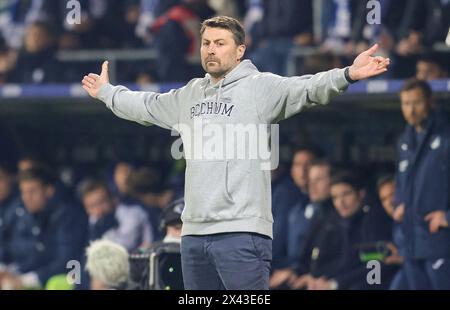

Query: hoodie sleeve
97;83;184;130
254;68;350;123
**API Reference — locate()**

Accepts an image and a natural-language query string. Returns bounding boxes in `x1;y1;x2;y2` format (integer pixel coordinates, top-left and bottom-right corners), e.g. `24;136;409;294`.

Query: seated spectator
391;0;450;78
54;0;126;49
16;154;72;203
10;21;60;84
348;0;408;58
377;175;409;290
128;166;173;242
416;53;449;81
0;166;87;290
249;0;313;75
290;171;393;290
271;158;334;289
135;0;181;46
85;239;130;290
121;1;147;48
0;0;48;50
319;0;358;54
151;0;215;82
79;179;153;252
160;197;184;244
271;147;317;272
396;0;450;57
110;161;136;203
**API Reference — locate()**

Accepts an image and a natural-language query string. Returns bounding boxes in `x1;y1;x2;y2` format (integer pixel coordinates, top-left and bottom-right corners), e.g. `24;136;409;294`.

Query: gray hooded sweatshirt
98;60;350;238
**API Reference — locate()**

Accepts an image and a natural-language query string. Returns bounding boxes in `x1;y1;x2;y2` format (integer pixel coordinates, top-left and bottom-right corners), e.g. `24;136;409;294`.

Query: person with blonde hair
85;240;130;290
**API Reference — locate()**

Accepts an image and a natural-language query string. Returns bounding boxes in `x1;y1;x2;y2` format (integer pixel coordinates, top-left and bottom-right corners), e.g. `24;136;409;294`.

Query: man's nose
207;45;216;54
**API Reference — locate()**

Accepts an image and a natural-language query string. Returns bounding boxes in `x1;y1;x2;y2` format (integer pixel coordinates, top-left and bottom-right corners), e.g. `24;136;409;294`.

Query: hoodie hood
204;59;259;88
203;59;260;107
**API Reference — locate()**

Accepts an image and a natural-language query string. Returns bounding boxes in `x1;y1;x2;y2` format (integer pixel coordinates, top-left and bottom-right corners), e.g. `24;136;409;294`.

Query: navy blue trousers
181;232;272;290
404;258;450;290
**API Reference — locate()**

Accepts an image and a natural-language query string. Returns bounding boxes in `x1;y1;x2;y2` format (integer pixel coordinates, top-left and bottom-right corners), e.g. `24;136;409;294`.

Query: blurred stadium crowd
0;0;449;84
0;0;450;291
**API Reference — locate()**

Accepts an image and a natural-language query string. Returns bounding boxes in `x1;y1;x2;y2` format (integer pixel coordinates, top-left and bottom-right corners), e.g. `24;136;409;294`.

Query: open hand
348;44;390;81
82;61;110;99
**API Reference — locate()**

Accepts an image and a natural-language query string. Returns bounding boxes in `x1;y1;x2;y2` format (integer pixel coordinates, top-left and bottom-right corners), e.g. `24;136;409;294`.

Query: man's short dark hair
292;144;325;160
417;53;448;71
309;158;331;170
330;170;362;191
128;166;163;196
401;78;433;100
29;21;55;38
200;16;245;46
376;174;395;192
78;178;112;200
17;166;56;186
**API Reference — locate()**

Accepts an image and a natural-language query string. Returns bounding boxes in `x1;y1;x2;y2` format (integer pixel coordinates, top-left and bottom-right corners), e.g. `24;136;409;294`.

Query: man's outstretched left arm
255;44;390;123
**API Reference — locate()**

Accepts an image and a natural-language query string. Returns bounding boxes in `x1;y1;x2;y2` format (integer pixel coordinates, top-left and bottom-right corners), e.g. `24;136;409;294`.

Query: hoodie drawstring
215;79;224;105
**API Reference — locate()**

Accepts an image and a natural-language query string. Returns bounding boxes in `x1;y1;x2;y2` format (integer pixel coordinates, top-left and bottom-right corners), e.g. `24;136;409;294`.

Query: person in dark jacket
377;175;409;290
0;166;87;290
10;21;60;84
151;0;215;82
270;158;332;289
290;171;393;290
271;147;317;272
395;78;450;290
396;0;450;56
79;178;153;251
249;0;313;75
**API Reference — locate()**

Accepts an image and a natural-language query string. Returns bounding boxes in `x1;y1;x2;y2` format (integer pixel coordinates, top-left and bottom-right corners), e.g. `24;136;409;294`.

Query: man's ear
237;44;246;61
46;185;55;198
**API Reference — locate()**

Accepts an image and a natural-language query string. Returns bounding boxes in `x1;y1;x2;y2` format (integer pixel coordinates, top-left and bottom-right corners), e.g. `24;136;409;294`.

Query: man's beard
203;56;223;73
204;62;226;78
207;68;227;78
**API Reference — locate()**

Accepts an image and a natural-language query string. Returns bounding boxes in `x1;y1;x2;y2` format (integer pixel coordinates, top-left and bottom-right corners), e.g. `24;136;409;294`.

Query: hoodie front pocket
183;160;235;222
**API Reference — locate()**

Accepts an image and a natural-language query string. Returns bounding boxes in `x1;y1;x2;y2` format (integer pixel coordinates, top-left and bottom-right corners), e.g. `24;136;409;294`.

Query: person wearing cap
160;198;185;244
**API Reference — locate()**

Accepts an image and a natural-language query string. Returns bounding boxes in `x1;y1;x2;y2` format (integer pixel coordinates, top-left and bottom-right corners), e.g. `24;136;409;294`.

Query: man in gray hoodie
81;16;390;290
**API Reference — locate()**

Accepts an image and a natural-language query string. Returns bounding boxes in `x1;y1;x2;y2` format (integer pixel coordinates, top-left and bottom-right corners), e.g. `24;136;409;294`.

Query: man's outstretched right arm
82;61;180;130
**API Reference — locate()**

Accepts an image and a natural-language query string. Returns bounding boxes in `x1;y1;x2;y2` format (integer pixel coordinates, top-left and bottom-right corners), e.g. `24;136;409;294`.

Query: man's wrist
345;67;358;84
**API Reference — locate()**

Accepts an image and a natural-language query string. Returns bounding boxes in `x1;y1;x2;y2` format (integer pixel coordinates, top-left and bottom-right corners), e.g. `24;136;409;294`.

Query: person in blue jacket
271;146;319;271
395;78;450;290
377;175;409;290
0;166;87;289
